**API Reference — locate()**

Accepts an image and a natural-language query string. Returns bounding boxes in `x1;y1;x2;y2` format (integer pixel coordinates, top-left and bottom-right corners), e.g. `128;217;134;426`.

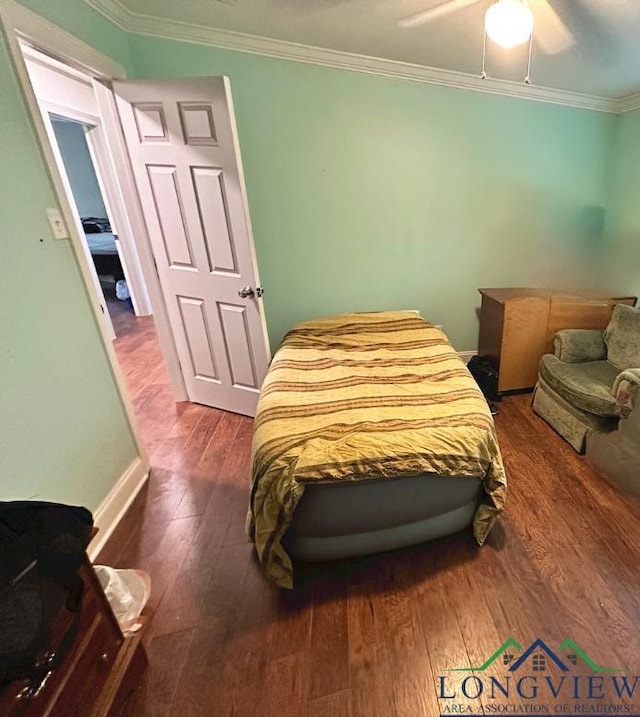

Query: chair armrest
553;329;606;363
614;369;640;419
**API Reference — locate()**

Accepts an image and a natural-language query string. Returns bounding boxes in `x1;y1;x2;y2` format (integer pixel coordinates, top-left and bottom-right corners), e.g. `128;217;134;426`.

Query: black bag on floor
468;355;501;403
0;501;93;685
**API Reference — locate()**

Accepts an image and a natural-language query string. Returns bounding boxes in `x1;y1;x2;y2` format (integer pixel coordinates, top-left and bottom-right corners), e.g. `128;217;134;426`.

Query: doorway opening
50;114;134;327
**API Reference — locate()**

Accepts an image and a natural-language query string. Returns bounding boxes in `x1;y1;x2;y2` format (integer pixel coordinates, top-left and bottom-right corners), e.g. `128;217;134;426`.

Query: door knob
238;286;264;299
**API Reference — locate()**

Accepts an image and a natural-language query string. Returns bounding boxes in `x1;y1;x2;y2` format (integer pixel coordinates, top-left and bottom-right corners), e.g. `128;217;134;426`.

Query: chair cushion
539;355;619;417
604;304;640;371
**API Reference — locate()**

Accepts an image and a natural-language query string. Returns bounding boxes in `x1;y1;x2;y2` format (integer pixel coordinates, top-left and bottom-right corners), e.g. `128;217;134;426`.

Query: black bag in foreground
0;501;93;685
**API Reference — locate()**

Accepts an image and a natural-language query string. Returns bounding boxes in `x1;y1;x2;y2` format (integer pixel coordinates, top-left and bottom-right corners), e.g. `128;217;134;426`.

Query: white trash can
94;565;151;635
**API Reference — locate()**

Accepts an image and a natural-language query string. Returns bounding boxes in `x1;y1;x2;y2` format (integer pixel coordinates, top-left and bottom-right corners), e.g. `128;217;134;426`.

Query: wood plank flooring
103;313;640;717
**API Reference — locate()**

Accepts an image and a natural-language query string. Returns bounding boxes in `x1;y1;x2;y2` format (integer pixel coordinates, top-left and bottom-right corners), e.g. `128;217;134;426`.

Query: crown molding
84;0;637;114
615;93;640;115
84;0;130;30
129;15;619;112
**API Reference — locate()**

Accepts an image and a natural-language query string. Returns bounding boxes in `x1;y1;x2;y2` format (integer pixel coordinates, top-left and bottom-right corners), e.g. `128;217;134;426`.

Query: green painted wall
0;4;138;508
604;109;640;302
130;37;615;350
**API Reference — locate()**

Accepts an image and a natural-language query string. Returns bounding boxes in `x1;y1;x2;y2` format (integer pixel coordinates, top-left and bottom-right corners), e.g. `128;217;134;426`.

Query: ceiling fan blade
533;0;575;55
398;0;483;29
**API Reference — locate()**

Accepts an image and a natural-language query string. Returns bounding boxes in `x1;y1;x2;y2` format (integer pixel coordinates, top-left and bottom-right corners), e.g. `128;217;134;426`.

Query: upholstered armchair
532;304;640;455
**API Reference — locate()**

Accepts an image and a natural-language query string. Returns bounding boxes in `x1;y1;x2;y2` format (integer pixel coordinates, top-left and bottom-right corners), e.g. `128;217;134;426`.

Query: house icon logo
448;637;626;674
438;637;637;715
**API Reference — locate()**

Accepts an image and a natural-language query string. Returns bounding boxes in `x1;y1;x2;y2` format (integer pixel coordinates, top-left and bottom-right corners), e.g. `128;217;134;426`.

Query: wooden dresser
0;557;147;717
478;288;637;393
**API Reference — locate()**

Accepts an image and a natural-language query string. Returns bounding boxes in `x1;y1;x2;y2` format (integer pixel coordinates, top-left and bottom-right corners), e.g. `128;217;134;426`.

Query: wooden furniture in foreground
0;556;147;717
478;288;637;392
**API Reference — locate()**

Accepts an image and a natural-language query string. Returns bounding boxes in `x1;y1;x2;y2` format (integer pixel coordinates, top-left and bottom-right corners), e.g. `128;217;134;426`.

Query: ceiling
114;0;640;99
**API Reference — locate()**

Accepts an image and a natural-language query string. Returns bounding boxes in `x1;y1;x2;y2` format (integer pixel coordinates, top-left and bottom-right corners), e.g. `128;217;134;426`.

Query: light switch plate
46;208;68;239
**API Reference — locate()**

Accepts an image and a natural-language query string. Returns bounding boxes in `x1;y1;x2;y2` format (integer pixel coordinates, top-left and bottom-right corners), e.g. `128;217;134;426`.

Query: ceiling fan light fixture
485;0;534;49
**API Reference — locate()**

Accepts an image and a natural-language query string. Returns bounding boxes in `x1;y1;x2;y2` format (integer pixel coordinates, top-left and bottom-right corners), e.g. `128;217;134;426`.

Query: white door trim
0;0;150;465
41;100;99;127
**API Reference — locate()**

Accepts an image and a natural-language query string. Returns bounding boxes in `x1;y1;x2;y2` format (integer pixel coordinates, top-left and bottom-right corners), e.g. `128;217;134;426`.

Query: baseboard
88;456;149;561
458;351;476;364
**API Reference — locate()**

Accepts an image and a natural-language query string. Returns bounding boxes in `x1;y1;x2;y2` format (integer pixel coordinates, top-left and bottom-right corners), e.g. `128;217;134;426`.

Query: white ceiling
116;0;640;99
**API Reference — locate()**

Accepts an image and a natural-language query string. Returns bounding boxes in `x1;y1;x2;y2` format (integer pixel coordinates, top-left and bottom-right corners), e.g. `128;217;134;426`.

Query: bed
85;231;125;281
248;311;507;588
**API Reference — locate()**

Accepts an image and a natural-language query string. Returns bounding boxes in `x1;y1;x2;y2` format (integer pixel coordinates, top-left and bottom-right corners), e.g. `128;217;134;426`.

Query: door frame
0;0;156;458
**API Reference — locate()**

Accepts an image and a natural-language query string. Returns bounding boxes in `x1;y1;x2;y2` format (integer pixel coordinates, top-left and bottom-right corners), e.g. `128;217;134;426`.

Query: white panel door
112;77;269;416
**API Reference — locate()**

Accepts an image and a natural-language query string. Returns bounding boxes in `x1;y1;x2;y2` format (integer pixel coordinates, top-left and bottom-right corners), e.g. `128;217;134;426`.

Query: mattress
85;232;117;255
287;473;483;562
248;311;507;588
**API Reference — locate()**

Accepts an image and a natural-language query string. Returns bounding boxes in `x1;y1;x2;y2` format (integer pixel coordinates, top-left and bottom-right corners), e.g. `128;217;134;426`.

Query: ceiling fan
398;0;574;56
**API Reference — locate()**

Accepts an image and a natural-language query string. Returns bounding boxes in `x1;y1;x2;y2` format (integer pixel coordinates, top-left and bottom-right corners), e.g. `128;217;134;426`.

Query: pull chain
480;29;534;85
524;30;533;85
480;28;488;79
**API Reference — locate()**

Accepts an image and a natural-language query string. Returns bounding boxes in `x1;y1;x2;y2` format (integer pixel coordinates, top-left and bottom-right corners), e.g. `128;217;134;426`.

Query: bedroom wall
130;37;615;351
0;1;138;509
51;119;108;219
604;108;640;302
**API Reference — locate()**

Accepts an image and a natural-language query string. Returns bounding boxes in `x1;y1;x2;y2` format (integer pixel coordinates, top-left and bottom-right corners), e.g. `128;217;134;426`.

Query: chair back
605;304;640;370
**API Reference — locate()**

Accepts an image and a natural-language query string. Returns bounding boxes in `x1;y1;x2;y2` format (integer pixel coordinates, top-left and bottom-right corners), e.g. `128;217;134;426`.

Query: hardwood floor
102;314;640;717
104;284;134;322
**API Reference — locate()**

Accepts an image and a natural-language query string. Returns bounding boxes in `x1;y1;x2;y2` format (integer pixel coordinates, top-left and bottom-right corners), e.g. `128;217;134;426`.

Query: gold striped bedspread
248;311;507;588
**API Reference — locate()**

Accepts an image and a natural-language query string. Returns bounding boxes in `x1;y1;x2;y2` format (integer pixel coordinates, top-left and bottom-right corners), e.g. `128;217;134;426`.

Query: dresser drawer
0;563;123;716
49;610;123;717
